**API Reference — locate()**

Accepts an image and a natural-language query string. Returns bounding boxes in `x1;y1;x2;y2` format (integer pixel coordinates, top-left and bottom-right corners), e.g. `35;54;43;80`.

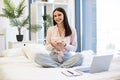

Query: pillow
0;48;24;57
80;50;94;66
22;43;49;61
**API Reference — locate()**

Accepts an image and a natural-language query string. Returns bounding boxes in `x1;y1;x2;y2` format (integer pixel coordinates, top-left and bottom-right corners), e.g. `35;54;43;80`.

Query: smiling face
53;10;64;25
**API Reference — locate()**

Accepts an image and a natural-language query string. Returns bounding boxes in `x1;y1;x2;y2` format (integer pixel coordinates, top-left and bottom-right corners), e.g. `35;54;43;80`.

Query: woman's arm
45;27;54;51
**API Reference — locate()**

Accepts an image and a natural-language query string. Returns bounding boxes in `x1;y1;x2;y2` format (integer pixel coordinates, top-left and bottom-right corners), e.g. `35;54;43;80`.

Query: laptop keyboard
74;67;90;73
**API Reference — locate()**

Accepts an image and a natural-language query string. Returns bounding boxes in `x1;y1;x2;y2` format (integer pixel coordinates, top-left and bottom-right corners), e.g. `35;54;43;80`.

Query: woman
35;7;83;68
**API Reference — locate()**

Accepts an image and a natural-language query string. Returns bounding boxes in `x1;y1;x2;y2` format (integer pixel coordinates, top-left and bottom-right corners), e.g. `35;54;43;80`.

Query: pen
67;70;74;74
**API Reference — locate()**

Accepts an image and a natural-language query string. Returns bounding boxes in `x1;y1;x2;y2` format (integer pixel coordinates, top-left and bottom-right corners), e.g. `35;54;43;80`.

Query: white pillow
22;43;49;61
0;48;24;57
80;50;94;66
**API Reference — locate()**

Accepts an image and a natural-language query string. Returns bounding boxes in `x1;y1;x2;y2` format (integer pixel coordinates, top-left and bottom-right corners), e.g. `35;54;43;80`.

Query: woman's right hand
52;41;65;51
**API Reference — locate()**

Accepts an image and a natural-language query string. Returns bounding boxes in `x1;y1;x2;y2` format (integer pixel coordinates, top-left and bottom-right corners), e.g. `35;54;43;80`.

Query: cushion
22;43;49;61
0;48;24;57
80;50;94;66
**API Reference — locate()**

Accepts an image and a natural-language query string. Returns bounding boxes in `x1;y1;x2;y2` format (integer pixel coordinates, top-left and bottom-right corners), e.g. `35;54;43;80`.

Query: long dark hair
53;7;72;37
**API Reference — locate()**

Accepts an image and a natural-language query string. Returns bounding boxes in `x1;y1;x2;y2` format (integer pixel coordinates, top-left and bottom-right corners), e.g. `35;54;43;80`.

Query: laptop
75;54;113;73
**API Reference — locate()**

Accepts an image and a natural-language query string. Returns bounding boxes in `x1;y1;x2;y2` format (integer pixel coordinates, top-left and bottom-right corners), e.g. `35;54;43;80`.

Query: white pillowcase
22;43;49;61
80;50;94;66
0;48;24;57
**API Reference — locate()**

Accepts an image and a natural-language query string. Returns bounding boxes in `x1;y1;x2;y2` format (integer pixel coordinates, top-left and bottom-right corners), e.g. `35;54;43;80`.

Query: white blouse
45;25;77;53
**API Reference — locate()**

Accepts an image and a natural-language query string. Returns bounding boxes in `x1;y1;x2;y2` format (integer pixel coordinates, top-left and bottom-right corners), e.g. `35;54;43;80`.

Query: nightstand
8;41;36;49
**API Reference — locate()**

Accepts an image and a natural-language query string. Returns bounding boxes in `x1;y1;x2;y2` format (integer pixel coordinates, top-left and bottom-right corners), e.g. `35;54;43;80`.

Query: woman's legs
34;52;83;68
60;54;83;68
34;53;60;68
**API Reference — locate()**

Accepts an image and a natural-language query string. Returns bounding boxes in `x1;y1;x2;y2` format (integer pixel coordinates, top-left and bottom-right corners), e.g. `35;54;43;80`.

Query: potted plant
0;0;41;41
42;14;53;38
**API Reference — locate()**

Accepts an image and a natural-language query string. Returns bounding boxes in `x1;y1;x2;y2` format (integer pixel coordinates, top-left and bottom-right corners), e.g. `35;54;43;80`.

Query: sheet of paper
61;69;83;77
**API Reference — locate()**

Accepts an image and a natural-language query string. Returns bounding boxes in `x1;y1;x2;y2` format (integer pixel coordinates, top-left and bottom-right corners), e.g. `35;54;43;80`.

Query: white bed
0;44;120;80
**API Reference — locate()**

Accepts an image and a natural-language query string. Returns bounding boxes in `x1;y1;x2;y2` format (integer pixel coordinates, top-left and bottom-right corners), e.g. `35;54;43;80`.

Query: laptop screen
89;54;113;73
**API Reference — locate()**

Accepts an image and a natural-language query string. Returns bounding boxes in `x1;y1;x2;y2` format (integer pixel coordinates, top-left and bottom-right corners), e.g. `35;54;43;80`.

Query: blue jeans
34;52;83;68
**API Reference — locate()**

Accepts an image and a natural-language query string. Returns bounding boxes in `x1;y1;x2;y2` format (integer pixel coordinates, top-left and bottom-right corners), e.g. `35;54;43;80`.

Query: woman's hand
51;41;66;51
56;42;64;51
51;41;58;47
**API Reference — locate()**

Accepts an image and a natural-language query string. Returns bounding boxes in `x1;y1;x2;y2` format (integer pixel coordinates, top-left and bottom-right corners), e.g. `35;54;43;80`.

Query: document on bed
61;69;83;77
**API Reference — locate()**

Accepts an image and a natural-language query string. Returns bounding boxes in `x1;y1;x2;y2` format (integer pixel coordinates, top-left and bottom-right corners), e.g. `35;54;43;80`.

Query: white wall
68;0;75;27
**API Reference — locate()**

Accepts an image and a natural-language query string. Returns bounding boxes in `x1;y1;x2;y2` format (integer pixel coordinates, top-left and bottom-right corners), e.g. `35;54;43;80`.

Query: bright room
0;0;120;80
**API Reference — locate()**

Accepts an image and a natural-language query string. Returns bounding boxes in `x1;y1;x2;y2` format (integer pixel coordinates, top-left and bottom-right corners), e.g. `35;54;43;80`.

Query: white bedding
0;56;120;80
0;44;120;80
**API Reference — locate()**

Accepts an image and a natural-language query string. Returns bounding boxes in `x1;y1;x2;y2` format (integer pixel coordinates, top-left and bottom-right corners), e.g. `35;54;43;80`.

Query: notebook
75;54;113;73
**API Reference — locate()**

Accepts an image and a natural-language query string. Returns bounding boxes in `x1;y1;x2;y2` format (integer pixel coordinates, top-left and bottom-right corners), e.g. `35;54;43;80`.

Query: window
97;0;120;55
